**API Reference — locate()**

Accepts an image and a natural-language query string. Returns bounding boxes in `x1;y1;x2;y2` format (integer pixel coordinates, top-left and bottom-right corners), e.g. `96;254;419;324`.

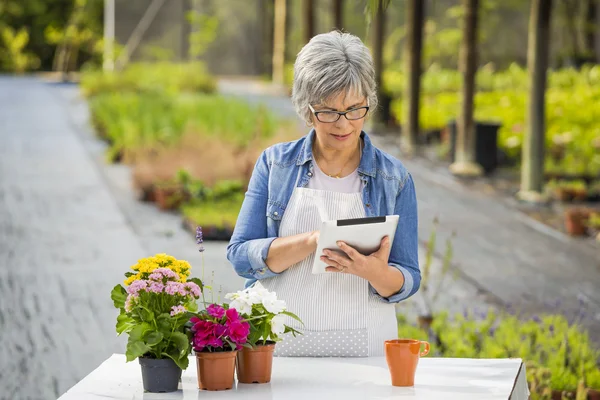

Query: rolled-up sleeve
371;173;421;303
226;151;281;280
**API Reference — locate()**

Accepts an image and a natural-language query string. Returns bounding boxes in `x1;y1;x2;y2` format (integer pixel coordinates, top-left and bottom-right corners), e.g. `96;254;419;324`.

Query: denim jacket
226;130;421;303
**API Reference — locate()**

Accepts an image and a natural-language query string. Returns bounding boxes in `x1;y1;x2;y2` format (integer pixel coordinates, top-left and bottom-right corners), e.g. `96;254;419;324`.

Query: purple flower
127;280;148;295
207;304;225;319
148;282;164;294
532;315;541;323
165;281;185;296
170;305;186;316
549;324;555;333
196;226;204;252
185;282;201;298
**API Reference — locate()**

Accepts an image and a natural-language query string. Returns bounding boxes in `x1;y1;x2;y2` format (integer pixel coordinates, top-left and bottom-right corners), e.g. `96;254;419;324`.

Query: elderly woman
226;31;420;357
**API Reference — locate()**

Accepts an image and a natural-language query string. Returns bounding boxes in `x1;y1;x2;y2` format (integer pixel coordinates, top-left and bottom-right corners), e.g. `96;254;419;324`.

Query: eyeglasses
308;103;369;123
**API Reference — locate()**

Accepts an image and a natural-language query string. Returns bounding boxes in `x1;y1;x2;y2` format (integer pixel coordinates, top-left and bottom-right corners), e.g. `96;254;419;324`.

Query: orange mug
384;339;430;387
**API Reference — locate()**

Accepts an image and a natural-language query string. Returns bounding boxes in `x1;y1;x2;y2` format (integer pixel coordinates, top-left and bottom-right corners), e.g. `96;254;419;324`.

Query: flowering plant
189;304;251;352
225;282;302;346
111;254;204;370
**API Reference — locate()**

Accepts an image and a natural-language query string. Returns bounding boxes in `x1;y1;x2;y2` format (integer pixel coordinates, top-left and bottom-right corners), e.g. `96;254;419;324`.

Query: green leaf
140;308;154;322
186;301;198;313
111;284;127;309
124;272;135;278
262;318;271;341
145;331;164;346
116;313;135;335
162;349;189;370
170;332;190;358
281;311;304;325
126;337;151;362
156;313;172;333
129;322;152;341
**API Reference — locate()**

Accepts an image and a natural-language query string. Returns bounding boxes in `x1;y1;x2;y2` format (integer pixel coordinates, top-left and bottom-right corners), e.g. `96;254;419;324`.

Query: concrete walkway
0;77;245;399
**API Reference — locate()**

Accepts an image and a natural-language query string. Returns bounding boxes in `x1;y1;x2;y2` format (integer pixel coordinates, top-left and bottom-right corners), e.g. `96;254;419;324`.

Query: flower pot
565;208;591;236
138;357;182;393
196;350;237;391
236;343;276;384
385;339;430;387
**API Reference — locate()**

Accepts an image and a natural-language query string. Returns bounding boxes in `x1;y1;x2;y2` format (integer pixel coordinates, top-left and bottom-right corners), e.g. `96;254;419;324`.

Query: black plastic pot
139;357;182;393
447;120;502;174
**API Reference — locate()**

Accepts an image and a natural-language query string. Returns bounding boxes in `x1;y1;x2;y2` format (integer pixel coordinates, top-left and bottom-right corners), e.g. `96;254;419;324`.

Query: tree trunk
519;0;552;200
303;0;315;44
333;0;343;30
260;0;275;76
272;0;287;85
450;0;483;177
402;0;425;154
585;0;597;62
372;0;391;130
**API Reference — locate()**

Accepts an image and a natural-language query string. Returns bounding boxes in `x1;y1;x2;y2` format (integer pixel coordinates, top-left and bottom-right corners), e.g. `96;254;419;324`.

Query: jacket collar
296;129;377;177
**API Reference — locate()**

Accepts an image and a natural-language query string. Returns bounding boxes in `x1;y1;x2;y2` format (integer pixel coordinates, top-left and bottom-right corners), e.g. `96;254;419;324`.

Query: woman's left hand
321;236;391;280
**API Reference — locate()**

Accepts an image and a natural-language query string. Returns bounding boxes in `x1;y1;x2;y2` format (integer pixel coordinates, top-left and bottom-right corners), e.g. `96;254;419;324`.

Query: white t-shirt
307;159;364;193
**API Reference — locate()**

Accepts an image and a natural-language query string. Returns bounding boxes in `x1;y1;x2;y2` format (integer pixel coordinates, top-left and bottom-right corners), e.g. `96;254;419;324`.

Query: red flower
227;320;250;346
225;307;240;323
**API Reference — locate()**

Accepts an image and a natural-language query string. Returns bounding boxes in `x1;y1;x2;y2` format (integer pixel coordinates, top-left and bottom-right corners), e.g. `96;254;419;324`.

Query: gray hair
291;31;378;126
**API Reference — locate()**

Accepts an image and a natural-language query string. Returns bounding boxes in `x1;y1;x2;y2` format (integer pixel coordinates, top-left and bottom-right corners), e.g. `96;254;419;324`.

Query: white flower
247;282;271;304
224;291;239;300
262;293;286;314
270;314;286;336
229;296;252;315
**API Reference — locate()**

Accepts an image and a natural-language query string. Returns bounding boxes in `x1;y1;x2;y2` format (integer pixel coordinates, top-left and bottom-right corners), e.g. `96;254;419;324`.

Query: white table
58;354;528;400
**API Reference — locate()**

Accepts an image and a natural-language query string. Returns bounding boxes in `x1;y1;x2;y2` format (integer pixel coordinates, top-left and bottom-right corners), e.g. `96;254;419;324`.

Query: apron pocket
274;328;368;358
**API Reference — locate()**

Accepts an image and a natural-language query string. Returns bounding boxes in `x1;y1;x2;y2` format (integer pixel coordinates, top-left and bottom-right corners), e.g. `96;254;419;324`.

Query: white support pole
103;0;115;71
114;0;166;71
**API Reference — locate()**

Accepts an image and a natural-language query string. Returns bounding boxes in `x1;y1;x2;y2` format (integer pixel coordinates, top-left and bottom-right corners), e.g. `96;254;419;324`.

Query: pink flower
125;295;136;312
170;305;186;316
227;320;250;346
207;336;224;348
225;307;240;323
165;281;184;296
148;282;164;293
185;282;201;298
149;268;178;281
207;304;225;319
127;280;148;295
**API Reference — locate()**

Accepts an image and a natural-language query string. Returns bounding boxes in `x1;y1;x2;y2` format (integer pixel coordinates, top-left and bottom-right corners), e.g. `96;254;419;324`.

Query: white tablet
311;215;399;274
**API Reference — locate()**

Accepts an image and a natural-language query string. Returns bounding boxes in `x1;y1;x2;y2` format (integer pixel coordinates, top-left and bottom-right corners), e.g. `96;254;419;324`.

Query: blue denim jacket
226;130;421;303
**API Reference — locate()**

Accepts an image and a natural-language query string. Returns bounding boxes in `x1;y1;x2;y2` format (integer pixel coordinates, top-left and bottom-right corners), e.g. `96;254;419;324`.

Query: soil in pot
236;343;276;384
196;350;237;391
139;357;182;393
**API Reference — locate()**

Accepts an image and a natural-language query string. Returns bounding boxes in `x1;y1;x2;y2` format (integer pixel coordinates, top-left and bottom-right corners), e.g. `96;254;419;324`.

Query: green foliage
386;64;600;174
186;10;219;60
402;309;600;397
181;195;244;230
0;26;40;72
80;62;217;98
88;91;278;160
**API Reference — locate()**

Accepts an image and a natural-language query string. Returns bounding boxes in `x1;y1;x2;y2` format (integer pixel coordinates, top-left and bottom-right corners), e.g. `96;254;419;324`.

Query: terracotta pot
195;350;238;391
385;339;430;387
588;389;600;400
565;208;591;236
153;186;187;210
551;389;576;400
236;343;276;384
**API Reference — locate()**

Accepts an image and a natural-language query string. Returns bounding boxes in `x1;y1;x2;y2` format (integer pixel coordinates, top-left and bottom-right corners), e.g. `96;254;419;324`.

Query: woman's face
310;91;368;152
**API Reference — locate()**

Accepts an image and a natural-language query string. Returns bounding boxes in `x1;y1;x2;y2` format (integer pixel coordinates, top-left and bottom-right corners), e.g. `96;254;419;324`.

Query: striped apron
261;187;398;357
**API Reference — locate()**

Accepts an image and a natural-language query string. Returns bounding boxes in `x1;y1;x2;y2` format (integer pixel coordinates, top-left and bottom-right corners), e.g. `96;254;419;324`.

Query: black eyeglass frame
308;103;370;123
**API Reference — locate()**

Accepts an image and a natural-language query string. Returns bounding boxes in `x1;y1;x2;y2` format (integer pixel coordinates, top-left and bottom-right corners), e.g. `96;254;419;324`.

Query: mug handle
420;341;430;356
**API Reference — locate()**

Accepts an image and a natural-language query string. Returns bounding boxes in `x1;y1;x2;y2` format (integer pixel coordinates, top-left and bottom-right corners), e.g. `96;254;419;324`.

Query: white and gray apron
260;187;398;357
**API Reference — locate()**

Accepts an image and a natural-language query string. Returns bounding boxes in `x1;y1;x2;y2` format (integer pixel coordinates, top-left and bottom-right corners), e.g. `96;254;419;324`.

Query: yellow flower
124;275;137;286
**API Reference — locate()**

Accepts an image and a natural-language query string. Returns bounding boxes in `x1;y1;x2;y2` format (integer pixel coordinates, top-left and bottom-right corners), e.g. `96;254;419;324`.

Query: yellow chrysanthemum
123;253;194;285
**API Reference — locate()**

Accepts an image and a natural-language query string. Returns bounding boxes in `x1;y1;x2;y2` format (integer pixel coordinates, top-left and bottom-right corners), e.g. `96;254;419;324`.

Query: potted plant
225;282;303;384
564;207;592;236
190;304;250;391
585;212;600;237
110;254;203;393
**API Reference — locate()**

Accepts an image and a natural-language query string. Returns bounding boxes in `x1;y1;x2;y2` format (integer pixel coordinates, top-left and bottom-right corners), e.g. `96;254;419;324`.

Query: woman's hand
320;236;391;281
